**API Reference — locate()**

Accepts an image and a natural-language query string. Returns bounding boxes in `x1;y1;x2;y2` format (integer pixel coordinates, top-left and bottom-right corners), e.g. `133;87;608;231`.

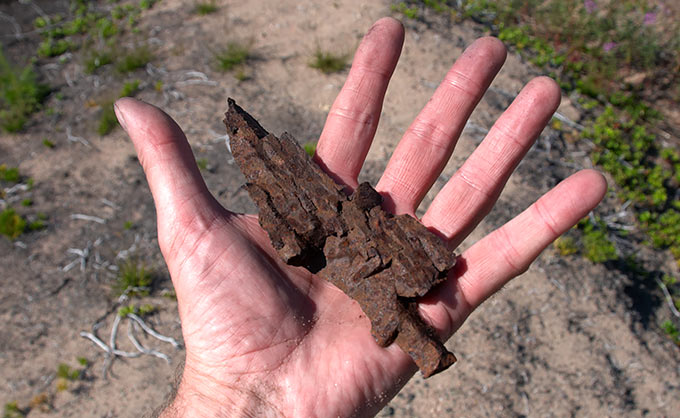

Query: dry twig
656;277;680;320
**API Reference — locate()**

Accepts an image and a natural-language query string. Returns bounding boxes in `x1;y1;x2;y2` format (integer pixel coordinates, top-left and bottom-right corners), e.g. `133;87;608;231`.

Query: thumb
114;98;227;256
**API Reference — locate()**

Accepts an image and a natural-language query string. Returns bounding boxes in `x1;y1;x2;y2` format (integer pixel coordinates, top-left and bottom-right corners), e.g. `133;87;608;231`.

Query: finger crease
443;69;483;99
407;118;452;151
490;121;525;149
494;226;523;275
533;198;559;237
329;107;374;128
382;171;420;203
349;64;392;81
456;165;493;198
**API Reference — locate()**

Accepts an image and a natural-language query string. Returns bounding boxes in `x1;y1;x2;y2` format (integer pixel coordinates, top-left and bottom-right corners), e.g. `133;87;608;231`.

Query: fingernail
113;101;128;132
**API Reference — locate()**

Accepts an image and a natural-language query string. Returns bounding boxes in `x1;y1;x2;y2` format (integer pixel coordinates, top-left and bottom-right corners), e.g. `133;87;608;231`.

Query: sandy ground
1;0;679;417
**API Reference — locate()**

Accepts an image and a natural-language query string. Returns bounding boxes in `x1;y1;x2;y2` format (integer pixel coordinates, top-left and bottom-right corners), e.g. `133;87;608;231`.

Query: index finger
314;17;404;189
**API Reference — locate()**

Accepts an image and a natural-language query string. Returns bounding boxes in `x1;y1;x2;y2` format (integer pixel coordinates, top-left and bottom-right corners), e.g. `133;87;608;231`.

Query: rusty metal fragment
224;98;457;377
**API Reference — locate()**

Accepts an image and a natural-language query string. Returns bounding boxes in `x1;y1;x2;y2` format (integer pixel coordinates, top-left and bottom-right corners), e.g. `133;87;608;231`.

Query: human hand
114;17;606;417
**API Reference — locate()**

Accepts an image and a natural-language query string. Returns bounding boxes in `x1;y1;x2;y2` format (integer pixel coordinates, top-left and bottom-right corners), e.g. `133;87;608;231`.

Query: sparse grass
214;42;251;72
2;401;25;418
37;38;73;58
661;320;680;345
0;208;26;240
115;46;152;74
28;217;47;232
309;50;348;74
391;2;419;19
118;303;156;317
55;379;68;392
56;363;80;381
123;220;133;230
21;199;32;207
234;68;250;82
42;139;55;148
28;393;50;413
120;80;141;97
84;49;114;74
98;80;142;135
0;49;49;133
113;259;153;296
194;1;219;15
54;361;82;393
98;101;118;136
0;165;20;183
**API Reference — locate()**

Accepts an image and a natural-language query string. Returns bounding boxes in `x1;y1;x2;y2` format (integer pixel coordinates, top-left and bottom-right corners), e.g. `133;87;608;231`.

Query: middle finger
376;37;507;215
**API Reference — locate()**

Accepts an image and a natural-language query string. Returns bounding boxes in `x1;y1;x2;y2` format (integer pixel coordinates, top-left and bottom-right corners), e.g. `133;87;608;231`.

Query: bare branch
656;277;680;320
71;214;106;224
127;321;171;363
128;313;181;348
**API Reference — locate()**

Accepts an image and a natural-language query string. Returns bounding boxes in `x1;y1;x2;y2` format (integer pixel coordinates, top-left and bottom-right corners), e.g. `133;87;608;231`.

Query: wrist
158;363;283;418
159;371;234;418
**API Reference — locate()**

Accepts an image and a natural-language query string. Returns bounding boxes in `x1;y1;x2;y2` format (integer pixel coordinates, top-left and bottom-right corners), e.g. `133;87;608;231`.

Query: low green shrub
309;50;347;74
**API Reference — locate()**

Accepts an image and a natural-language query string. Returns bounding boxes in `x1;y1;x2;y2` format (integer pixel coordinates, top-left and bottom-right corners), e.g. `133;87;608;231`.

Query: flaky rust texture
224;98;457;377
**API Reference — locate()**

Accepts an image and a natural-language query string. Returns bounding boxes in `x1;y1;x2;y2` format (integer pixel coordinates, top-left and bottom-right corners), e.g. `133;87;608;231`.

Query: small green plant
113;259;153;296
2;401;25;418
196;158;208;171
118;303;156;317
661;320;680;344
161;288;177;299
28;218;46;232
140;0;159;10
54;360;83;392
309;50;347;74
84;50;114;74
98;101;118;136
77;357;89;366
554;235;578;256
0;49;49;132
55;379;68;392
234;68;250;82
194;1;219;15
215;42;251;72
21;199;32;207
56;363;80;381
138;303;156;316
123;220;134;230
115;46;152;73
42;139;55;148
98;79;143;135
0;165;20;183
154;80;163;91
37;38;73;58
118;304;136;317
392;2;419;19
303;141;317;157
120;80;141;97
580;218;618;263
0;208;26;240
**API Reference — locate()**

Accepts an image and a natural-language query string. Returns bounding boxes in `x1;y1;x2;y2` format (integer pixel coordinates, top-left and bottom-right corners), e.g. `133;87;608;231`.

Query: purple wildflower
643;12;656;26
603;42;617;52
584;0;596;13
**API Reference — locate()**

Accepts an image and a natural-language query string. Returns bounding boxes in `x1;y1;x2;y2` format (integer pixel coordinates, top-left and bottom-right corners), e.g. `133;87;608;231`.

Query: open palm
114;18;606;417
